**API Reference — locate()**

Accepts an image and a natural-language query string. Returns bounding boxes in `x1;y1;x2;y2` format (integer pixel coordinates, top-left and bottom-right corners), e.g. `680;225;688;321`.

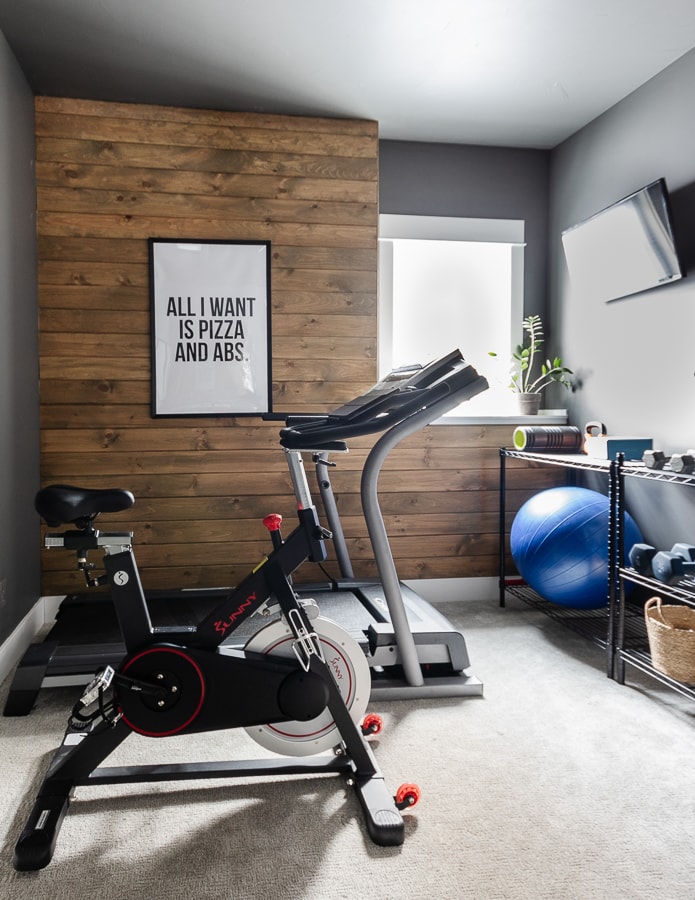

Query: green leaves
509;314;572;394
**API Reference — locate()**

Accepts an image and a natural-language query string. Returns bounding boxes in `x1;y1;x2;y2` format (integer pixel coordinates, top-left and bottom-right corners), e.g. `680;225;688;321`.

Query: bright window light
379;215;525;416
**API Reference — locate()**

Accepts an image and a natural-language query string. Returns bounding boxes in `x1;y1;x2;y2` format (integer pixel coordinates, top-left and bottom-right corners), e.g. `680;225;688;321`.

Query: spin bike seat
35;484;135;528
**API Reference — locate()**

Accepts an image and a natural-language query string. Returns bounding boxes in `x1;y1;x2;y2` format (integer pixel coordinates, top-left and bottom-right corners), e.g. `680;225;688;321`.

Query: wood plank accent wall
35;96;557;597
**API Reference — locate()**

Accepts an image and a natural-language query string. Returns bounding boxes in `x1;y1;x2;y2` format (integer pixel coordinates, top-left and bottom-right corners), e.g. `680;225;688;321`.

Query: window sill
434;409;568;426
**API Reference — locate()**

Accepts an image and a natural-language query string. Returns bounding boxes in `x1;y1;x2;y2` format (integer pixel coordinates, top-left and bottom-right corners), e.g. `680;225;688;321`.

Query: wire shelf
500;448;695;703
503;583;611;649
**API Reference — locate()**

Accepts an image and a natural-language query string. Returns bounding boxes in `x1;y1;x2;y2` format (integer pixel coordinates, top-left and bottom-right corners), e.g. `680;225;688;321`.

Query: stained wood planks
35;97;378;595
35;96;553;596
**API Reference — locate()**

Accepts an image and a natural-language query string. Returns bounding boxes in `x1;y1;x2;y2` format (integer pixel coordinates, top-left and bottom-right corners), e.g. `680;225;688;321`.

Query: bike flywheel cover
243;615;370;756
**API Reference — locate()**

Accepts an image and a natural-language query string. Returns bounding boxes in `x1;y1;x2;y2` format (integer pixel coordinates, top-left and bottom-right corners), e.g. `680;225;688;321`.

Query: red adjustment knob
262;513;283;532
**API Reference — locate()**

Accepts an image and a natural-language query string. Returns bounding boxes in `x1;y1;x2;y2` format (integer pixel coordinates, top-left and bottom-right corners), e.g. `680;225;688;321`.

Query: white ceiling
1;0;695;148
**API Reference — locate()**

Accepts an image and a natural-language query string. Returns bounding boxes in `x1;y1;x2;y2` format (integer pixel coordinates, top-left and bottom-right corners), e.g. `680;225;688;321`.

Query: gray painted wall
0;31;40;643
550;48;695;448
379;140;551;328
550;48;695;548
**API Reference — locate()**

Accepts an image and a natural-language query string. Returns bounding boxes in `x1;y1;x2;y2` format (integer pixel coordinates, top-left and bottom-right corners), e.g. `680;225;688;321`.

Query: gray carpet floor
1;594;694;899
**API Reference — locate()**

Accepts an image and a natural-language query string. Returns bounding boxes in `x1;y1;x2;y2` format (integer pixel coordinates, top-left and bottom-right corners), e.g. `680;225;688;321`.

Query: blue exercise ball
510;486;642;609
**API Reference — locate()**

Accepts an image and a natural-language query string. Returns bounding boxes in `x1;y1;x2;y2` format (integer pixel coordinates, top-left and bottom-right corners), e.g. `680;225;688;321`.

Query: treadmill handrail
279;351;487;449
326;348;465;422
277;350;469;430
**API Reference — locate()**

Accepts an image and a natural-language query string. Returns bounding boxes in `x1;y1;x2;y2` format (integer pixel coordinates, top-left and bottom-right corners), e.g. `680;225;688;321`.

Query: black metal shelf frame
503;582;612;649
614;458;695;700
499;447;695;698
498;447;617;677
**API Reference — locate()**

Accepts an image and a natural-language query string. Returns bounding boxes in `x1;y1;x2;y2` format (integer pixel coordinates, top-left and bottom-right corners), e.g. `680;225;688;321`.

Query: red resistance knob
263;513;283;532
262;513;283;550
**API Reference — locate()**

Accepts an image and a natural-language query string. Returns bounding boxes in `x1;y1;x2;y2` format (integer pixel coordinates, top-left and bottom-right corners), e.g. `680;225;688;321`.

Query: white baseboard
402;576;498;604
0;596;64;687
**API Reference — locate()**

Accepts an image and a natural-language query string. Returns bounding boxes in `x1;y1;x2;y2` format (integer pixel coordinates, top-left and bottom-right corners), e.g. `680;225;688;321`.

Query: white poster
149;240;272;416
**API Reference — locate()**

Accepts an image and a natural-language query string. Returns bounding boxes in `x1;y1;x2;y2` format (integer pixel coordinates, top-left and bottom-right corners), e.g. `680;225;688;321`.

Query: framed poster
149;239;272;416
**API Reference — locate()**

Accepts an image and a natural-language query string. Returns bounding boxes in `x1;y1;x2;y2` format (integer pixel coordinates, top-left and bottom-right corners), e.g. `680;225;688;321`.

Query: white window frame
378;214;526;418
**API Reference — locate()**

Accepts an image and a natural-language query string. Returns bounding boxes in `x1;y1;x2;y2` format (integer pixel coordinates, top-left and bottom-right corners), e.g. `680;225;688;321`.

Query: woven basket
644;596;695;683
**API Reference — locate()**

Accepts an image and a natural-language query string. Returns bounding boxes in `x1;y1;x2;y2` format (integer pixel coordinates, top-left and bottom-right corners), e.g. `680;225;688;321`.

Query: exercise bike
4;349;487;714
13;448;418;871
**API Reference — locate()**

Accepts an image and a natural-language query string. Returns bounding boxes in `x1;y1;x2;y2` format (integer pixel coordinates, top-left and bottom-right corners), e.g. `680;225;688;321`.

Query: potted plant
491;314;573;415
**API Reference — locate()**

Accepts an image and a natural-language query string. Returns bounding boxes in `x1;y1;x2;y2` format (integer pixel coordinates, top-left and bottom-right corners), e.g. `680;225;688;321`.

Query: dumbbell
669;451;695;474
628;542;695;576
642;449;695;473
643;450;667;470
652;543;695;582
628;542;657;573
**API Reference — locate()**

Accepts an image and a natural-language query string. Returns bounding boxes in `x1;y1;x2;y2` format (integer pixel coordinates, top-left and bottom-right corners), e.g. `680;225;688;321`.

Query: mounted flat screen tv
561;178;684;303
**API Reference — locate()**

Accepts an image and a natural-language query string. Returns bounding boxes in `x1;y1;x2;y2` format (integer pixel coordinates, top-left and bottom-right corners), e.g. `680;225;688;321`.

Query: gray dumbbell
628;543;656;573
629;542;695;577
644;449;695;474
671;543;695;561
670;451;695;474
643;450;667;470
652;544;695;581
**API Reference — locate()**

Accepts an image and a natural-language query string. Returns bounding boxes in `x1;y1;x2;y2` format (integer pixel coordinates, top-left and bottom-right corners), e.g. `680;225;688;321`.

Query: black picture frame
149;239;272;417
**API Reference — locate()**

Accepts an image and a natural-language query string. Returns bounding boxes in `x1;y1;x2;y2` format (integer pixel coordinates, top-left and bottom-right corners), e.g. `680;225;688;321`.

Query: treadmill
277;348;489;700
4;350;487;713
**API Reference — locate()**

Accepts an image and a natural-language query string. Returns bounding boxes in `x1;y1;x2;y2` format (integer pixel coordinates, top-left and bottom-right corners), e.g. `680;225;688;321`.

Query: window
378;214;525;416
